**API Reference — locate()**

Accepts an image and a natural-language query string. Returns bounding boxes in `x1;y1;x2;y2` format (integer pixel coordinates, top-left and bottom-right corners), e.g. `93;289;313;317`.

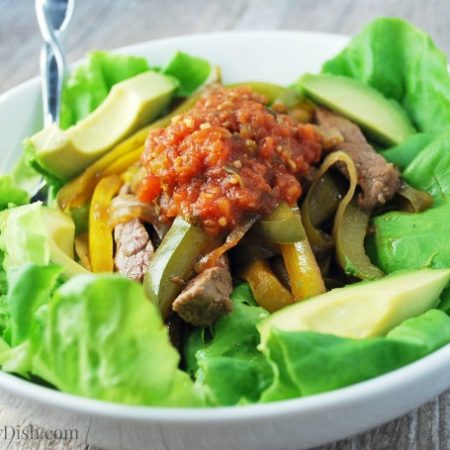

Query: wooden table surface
0;1;449;449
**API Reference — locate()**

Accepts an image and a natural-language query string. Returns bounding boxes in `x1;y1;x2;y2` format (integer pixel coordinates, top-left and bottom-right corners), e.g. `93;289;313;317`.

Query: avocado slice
26;71;178;181
40;207;91;278
144;216;211;319
258;268;450;343
299;73;415;146
0;203;89;278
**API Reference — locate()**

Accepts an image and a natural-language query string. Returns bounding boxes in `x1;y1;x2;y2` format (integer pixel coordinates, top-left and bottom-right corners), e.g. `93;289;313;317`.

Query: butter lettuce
403;131;450;205
33;274;203;406
380;133;434;171
0;264;62;375
60;51;150;129
0;203;50;270
260;310;450;401
0;265;203;406
323;18;450;135
60;50;212;128
184;284;450;405
163;52;212;97
371;131;450;273
0;202;87;277
184;284;272;405
329;19;450;276
0;175;29;211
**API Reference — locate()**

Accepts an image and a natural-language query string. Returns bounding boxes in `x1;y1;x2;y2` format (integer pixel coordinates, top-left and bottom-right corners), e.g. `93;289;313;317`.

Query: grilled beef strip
172;256;233;326
114;218;154;282
316;108;400;209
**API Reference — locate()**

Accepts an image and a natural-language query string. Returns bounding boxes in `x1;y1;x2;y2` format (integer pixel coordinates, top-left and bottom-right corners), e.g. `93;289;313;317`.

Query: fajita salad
0;18;450;407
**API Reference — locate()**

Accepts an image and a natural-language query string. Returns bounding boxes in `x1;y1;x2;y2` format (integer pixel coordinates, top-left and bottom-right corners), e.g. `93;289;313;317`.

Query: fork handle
36;2;66;127
40;41;64;127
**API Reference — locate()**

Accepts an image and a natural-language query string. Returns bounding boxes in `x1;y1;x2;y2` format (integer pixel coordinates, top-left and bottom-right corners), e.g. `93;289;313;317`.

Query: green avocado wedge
144;216;211;318
298;73;415;146
26;71;178;181
258;268;450;344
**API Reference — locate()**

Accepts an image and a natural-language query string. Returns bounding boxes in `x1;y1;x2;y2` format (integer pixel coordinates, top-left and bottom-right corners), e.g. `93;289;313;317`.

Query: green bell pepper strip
335;197;384;280
300;171;345;254
230;242;279;270
396;181;433;213
327;152;384;280
227;82;288;104
144;216;211;318
250;202;305;244
302;151;383;280
271;88;304;109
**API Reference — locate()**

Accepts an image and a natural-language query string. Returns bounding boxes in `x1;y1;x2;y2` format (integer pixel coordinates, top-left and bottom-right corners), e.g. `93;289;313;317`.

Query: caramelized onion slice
110;194;169;239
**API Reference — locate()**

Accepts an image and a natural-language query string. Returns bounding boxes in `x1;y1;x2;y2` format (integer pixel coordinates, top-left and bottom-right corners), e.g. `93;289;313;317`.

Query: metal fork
32;0;74;200
35;0;74;127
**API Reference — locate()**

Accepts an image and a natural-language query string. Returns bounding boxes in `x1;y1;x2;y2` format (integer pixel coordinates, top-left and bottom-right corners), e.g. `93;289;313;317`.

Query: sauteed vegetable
0;18;450;407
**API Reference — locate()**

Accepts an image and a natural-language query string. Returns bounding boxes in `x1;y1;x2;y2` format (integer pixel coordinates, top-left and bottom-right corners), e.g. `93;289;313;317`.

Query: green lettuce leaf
439;287;450;315
0;203;87;277
60;51;150;129
12;156;44;197
163;52;211;97
260;310;450;401
0;175;29;212
380;133;434;171
0;203;50;270
403;130;450;205
60;50;211;128
370;131;450;273
1;264;62;375
371;205;450;273
0;263;202;406
33;273;203;406
184;283;273;405
323;18;450;135
6;265;62;347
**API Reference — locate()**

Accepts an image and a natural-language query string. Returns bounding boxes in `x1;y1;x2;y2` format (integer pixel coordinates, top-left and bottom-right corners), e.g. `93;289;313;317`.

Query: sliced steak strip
316;108;400;209
114;218;154;282
172;257;233;326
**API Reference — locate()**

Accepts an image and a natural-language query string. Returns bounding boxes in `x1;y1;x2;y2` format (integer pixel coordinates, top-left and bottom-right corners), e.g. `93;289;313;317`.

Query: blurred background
0;0;448;93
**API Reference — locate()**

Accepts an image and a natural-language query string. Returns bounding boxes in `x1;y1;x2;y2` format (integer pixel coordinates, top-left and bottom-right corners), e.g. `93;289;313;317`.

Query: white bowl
1;31;449;450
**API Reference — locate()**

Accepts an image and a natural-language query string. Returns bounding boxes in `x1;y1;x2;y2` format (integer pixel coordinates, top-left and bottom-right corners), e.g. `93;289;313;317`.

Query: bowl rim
0;29;449;423
0;343;448;423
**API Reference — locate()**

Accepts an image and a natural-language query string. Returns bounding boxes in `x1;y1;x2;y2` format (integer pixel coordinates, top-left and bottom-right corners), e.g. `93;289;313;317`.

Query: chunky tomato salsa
140;85;323;235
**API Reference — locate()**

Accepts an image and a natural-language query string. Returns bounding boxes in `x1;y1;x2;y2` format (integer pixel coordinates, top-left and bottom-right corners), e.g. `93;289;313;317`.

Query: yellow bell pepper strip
103;146;144;177
57;94;201;211
57;126;150;210
89;175;123;273
240;259;294;313
74;233;91;271
270;255;291;289
279;207;325;301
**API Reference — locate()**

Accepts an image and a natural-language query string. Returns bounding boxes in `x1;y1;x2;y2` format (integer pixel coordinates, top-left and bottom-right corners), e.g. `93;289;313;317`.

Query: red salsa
140;85;323;235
